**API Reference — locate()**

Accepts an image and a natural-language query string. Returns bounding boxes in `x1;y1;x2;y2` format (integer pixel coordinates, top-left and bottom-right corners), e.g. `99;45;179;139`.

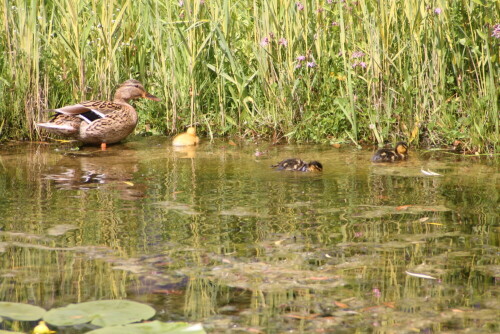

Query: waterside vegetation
0;0;498;152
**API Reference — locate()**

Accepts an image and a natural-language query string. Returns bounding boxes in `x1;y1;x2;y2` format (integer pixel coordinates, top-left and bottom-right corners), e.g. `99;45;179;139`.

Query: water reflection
0;139;498;333
42;148;145;200
173;145;197;159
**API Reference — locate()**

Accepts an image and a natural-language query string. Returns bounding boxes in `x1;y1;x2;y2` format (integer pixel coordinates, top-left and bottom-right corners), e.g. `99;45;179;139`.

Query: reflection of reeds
0;142;498;331
0;1;498;151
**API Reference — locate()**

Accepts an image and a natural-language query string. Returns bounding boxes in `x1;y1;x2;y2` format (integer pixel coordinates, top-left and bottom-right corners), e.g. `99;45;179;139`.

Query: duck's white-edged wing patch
77;109;107;123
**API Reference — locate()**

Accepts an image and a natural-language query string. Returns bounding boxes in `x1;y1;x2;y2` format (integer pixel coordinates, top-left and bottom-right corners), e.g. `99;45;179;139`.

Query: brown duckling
172;127;200;146
272;158;323;172
371;142;409;162
37;80;160;150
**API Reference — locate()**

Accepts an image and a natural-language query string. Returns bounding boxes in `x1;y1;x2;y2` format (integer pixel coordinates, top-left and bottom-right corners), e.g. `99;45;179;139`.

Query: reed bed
0;0;498;152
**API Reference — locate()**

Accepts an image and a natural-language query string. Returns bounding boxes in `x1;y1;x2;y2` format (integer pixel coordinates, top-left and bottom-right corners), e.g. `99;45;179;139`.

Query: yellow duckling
172;127;200;147
371;142;409;162
33;321;55;334
272;158;323;172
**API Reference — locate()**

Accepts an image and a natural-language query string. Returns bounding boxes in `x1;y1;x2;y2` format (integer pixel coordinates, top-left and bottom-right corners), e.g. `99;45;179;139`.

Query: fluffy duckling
371;142;409;162
272;158;323;172
33;321;55;334
172;127;200;146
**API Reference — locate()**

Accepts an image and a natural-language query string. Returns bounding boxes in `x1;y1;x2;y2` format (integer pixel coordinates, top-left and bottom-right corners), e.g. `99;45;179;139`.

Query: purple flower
260;37;270;47
307;61;316;68
317;7;324;13
296;55;306;61
331;21;339;26
278;38;288;47
327;0;334;3
352;62;367;69
295;63;302;69
200;0;205;4
492;24;500;39
434;8;442;15
351;51;365;58
296;2;304;10
178;0;184;6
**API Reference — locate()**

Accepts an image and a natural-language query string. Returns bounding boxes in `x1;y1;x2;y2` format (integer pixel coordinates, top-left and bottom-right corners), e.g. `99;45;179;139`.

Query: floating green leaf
0;302;46;321
44;307;92;326
86;321;206;334
44;300;155;327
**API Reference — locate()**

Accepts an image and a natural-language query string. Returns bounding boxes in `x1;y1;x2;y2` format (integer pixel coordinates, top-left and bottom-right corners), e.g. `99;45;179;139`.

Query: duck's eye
134;85;139;88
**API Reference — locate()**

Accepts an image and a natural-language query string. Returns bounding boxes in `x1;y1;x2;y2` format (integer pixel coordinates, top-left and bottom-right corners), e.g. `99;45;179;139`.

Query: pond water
0;137;498;333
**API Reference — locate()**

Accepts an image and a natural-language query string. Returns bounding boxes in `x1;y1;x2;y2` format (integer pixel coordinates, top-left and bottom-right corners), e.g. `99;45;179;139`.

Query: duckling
33;321;55;334
172;127;200;146
371;142;409;162
272;158;323;172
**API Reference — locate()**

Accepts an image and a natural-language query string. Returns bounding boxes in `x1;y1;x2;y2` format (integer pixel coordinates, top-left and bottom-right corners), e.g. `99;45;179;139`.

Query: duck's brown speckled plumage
371;142;409;162
37;80;159;145
272;158;323;172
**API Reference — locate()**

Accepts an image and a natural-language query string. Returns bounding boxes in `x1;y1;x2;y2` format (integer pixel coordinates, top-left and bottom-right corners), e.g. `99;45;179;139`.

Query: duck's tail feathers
37;122;78;136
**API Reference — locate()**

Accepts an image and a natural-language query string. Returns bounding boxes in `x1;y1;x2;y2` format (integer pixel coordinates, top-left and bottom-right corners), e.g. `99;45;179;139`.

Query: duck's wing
46;100;127;124
47;100;121;115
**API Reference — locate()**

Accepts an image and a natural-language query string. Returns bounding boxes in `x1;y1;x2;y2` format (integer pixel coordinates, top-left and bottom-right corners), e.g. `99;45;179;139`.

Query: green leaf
0;302;46;321
224;114;238;127
44;307;92;326
44;300;155;327
86;321;206;334
476;30;488;40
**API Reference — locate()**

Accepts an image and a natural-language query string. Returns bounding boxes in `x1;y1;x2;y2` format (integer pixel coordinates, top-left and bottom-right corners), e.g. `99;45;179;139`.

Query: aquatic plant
0;0;497;152
0;300;206;333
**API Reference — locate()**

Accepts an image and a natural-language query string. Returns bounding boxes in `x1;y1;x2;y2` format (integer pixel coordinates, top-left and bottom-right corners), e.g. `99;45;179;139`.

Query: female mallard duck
172;127;200;146
371;142;409;162
272;158;323;172
37;80;160;149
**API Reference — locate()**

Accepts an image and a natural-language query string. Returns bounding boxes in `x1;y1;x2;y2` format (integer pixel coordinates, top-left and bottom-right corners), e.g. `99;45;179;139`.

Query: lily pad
0;302;46;321
86;321;206;334
44;300;155;327
44;307;92;326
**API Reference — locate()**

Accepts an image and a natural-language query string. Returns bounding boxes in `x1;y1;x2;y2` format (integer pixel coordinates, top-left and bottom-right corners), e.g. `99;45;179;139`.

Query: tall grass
0;0;498;152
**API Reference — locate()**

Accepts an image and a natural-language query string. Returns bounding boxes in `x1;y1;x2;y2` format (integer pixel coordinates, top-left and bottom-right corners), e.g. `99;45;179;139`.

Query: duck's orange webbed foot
101;143;107;150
